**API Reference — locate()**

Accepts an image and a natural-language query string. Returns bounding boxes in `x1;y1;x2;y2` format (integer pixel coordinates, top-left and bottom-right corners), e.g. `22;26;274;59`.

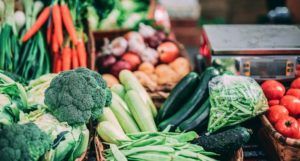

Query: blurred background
159;0;300;53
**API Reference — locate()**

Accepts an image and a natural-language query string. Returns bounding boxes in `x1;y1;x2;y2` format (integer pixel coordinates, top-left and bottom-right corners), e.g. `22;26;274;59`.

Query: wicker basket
94;136;244;161
258;115;300;161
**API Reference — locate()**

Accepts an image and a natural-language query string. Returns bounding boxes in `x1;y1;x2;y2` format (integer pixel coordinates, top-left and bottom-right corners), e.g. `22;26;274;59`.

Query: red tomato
157;42;179;63
275;116;299;138
286;88;300;99
267;105;289;124
121;52;141;70
291;78;300;89
297;119;300;139
261;80;285;100
280;95;300;116
268;100;280;106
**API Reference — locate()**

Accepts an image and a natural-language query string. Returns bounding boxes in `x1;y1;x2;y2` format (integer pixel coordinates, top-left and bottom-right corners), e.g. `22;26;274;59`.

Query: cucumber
178;98;210;132
158;67;219;131
193;126;251;155
156;72;199;123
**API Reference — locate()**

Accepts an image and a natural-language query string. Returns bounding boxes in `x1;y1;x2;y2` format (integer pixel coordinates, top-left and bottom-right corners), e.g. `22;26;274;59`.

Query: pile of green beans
105;131;219;161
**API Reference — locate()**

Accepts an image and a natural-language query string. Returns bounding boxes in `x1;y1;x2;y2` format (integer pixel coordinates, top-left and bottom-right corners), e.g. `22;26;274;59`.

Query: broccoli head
44;68;111;126
0;123;52;161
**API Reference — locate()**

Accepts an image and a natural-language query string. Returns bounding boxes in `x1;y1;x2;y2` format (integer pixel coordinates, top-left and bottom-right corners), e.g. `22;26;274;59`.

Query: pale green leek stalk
119;70;157;117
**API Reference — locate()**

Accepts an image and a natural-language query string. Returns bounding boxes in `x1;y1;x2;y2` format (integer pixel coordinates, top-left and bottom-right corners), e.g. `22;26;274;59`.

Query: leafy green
207;75;268;133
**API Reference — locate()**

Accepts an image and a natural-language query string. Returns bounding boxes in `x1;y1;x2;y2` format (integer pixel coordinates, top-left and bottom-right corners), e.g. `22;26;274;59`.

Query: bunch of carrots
22;2;87;73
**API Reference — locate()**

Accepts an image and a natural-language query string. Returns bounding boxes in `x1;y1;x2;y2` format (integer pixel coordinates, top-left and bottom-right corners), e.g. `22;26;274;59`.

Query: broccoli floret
44;68;111;126
0;123;52;161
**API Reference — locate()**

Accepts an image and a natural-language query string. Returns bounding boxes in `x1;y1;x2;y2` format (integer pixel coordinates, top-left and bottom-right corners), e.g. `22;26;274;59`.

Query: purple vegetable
110;61;132;77
97;55;117;73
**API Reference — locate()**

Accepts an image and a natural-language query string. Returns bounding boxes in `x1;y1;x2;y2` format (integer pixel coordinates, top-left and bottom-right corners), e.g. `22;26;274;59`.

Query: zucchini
157;72;199;123
110;92;140;133
193;126;251;156
125;90;157;132
158;67;219;131
178;98;210;132
96;121;130;145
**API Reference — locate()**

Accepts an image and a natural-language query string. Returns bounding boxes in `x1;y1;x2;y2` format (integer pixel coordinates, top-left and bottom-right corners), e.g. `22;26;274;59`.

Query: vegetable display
263;78;300;139
208;75;268;133
98;24;191;90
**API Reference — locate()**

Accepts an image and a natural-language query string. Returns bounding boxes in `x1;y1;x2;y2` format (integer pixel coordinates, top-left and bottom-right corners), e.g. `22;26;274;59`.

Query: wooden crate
258;115;300;161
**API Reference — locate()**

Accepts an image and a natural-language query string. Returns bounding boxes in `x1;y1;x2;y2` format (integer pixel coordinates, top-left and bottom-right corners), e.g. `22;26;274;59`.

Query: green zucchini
193;126;251;156
156;72;199;123
158;67;219;131
178;98;210;132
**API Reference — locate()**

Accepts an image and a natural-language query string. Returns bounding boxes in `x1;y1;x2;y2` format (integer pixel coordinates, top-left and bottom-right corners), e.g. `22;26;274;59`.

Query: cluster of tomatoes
262;78;300;139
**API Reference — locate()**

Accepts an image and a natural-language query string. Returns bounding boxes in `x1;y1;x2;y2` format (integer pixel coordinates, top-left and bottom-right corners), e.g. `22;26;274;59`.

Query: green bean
122;146;174;156
110;144;127;161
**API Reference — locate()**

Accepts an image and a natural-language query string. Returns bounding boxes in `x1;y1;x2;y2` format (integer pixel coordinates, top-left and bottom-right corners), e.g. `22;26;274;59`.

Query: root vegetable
155;64;179;85
134;71;157;90
169;57;190;79
102;74;119;87
138;62;155;74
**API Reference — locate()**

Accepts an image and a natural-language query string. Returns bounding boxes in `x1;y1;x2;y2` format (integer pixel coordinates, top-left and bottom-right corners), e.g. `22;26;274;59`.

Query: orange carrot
52;53;57;73
52;4;64;46
71;47;79;69
52;33;59;53
62;46;71;71
55;54;62;73
76;39;87;67
22;7;50;42
47;19;53;44
61;4;77;45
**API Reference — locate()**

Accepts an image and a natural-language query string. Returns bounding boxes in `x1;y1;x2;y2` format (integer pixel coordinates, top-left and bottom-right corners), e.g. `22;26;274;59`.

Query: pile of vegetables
97;70;157;138
0;68;112;161
263;78;300;139
98;23;190;89
157;67;219;132
104;131;219;161
90;0;152;31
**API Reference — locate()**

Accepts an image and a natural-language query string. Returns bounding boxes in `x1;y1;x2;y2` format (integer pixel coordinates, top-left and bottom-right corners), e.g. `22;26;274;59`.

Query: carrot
52;33;59;53
71;47;79;69
62;46;71;71
61;4;77;45
55;54;62;73
52;4;64;46
47;19;53;44
52;53;57;73
22;7;50;42
76;39;87;67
